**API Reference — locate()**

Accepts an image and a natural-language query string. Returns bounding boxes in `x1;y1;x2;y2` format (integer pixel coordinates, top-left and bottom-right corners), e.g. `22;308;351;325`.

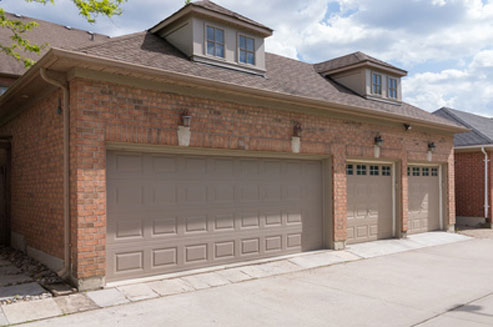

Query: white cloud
404;50;493;115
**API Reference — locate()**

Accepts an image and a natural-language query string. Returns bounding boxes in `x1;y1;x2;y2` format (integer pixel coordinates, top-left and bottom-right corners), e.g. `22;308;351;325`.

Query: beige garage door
408;166;440;234
106;152;323;282
346;163;393;244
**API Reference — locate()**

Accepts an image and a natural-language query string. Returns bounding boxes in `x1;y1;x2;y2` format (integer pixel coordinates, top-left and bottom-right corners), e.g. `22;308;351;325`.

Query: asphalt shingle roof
314;51;407;75
0;12;109;77
433;107;493;146
77;32;459;129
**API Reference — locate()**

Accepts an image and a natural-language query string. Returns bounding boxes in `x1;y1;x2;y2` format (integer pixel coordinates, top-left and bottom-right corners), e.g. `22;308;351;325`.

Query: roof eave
319;61;408;77
0;48;466;134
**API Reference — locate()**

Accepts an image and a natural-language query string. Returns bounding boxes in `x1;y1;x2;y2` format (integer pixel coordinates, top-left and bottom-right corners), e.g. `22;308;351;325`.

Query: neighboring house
0;1;466;290
0;12;108;94
433;107;492;227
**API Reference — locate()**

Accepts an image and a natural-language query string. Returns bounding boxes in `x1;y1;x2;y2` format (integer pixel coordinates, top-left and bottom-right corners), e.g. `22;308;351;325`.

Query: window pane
347;165;353;175
240;50;247;63
216;44;224;58
207;41;215;56
370;165;379;176
239;35;246;49
432;168;438;176
247;37;254;51
412;167;420;176
422;167;429;176
216;29;224;44
247;52;255;65
207;26;215;41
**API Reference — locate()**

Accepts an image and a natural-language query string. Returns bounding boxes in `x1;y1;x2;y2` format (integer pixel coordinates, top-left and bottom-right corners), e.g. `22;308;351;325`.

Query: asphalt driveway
15;237;493;327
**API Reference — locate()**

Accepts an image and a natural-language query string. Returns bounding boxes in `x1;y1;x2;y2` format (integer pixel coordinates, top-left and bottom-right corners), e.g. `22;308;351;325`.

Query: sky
1;0;493;116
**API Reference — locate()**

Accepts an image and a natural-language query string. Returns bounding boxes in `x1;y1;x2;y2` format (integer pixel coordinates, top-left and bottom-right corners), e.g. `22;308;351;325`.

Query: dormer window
372;72;382;95
239;35;255;65
206;26;225;58
388;78;397;99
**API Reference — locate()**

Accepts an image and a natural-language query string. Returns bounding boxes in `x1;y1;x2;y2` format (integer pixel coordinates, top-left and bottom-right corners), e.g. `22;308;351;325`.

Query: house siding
0;92;65;260
67;77;455;282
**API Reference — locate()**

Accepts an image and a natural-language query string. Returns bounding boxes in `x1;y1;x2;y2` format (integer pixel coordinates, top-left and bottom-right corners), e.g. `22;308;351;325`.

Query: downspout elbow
39;68;71;279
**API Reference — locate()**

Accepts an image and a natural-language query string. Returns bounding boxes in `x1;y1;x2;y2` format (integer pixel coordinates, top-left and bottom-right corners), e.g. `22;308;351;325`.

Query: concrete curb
0;232;471;326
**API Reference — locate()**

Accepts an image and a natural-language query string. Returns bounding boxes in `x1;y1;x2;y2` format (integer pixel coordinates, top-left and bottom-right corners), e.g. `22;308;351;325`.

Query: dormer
150;0;272;75
315;52;408;104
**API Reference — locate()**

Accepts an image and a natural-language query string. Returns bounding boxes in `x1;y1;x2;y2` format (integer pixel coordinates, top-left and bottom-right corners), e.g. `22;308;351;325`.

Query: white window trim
237;33;256;66
371;71;383;96
204;23;226;60
387;77;398;99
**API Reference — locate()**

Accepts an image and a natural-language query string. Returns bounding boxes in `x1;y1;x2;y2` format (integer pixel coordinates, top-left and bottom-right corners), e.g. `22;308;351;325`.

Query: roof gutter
454;145;493;150
39;68;71;280
481;147;490;219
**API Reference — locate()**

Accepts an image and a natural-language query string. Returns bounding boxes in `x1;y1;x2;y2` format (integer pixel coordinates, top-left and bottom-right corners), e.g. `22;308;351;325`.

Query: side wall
454;151;490;219
68;77;455;285
0;91;65;269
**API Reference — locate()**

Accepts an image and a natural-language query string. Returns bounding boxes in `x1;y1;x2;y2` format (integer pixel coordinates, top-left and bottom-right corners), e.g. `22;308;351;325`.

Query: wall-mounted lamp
177;110;192;147
404;124;412;131
374;135;383;158
374;135;384;147
427;142;436;162
181;110;192;127
291;122;302;153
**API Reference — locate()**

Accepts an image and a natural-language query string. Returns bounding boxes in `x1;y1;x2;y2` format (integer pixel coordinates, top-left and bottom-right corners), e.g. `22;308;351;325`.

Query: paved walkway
0;232;473;326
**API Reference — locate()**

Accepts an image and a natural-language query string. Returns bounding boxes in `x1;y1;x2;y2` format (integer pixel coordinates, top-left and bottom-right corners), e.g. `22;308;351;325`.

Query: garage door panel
346;164;393;244
408;167;440;234
107;152;323;282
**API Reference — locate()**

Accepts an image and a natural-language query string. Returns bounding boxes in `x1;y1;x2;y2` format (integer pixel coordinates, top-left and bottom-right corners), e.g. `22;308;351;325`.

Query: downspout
481;147;489;219
39;68;70;279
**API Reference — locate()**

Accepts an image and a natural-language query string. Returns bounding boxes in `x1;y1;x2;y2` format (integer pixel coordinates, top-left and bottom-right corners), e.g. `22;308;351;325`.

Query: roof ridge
4;11;109;38
77;31;145;51
439;107;493;143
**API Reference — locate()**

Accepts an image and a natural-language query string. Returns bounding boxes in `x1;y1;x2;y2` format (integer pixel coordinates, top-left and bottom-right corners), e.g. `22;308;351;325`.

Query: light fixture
293;122;302;138
427;142;435;162
177;110;192;147
404;124;412;131
181;110;192;127
291;122;302;153
374;135;384;146
374;135;383;158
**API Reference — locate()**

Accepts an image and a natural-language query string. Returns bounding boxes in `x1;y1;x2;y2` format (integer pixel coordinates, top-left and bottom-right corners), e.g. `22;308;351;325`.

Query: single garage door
408;166;440;234
106;152;323;282
346;163;393;244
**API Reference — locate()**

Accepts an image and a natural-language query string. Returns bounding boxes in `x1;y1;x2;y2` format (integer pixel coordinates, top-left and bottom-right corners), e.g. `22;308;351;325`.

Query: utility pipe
481;147;489;219
39;68;70;279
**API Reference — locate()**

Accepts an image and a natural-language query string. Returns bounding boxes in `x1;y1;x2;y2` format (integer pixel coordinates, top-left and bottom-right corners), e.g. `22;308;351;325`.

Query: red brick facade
0;93;65;258
0;76;456;284
455;150;492;219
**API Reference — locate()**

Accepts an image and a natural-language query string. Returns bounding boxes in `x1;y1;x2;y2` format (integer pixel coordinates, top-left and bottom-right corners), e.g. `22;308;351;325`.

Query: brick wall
0;92;65;259
454;151;490;218
68;77;455;281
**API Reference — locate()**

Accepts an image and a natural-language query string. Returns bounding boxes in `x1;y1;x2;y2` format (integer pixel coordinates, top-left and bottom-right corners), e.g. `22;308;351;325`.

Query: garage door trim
346;159;397;238
408;163;443;230
106;142;331;161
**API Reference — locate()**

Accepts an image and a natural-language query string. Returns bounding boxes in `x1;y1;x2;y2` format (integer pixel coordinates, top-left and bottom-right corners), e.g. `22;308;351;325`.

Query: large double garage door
106;152;324;282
